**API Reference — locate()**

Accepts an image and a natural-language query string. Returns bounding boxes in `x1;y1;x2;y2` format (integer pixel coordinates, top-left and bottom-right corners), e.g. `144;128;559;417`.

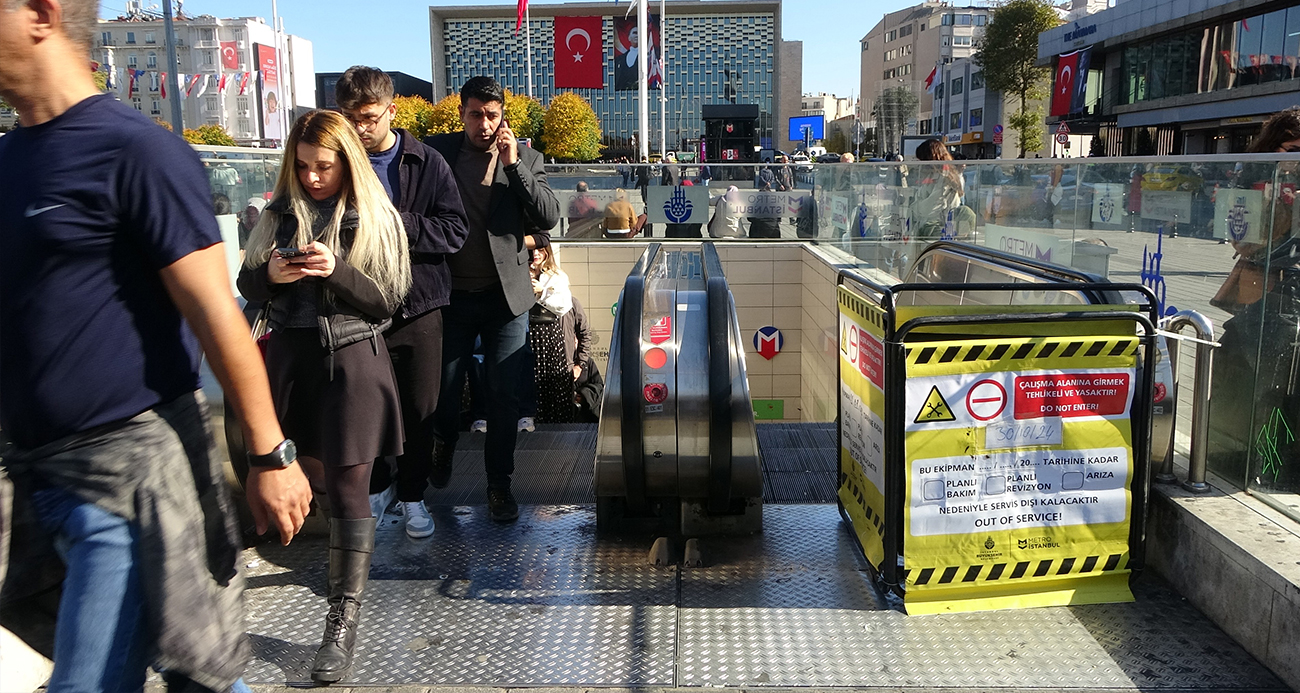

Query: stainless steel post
1162;310;1215;493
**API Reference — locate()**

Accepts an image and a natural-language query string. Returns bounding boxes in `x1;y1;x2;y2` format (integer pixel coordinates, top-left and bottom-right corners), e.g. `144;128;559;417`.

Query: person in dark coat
334;66;469;539
238;110;411;684
425;77;560;522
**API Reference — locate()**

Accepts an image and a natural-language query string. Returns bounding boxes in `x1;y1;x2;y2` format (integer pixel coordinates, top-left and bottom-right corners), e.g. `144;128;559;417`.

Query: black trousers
370;308;444;501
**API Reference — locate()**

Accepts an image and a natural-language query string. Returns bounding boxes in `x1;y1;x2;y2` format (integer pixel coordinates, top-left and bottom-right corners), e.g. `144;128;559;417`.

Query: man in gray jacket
425;77;559;521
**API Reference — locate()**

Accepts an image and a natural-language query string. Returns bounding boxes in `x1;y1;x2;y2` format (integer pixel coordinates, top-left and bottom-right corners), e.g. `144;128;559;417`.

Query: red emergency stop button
644;383;668;404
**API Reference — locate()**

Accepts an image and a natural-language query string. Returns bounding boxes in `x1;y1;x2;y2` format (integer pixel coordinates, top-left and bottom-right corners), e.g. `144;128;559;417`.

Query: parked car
791;154;813;172
816;153;842;163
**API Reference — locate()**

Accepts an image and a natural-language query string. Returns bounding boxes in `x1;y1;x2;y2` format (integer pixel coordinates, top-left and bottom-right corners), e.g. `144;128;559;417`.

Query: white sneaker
400;501;435;538
369;483;397;522
517;417;535;433
470;419;488;433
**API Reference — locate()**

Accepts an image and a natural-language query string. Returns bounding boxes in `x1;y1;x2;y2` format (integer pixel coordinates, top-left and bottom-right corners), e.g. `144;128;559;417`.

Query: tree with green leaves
392;95;436;139
975;0;1059;157
503;90;545;142
825;129;849;155
541;92;602;161
182;124;237;146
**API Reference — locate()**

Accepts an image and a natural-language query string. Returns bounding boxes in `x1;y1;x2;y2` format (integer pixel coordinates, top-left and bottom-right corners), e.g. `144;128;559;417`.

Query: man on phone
425;76;558;522
0;1;311;690
334;66;469;539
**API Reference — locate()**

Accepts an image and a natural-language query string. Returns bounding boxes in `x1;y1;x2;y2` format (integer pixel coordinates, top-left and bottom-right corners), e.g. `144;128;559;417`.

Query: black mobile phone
275;247;316;259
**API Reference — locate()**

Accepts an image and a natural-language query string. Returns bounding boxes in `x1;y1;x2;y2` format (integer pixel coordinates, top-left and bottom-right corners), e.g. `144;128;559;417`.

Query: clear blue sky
104;0;886;99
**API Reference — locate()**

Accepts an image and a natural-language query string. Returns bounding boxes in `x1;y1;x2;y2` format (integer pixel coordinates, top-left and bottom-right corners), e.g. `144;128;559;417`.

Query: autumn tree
541;92;602;161
975;0;1059;157
503;90;545;142
392;94;436;138
153;117;174;131
426;94;463;137
183;124;237;146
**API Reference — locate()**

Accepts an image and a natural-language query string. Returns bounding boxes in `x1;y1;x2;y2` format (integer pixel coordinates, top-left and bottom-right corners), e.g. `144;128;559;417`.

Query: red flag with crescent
1050;50;1080;117
515;0;527;35
220;41;239;70
554;16;603;89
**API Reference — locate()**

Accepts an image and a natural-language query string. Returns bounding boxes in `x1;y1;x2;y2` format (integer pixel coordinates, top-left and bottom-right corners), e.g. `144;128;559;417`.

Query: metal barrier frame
619;243;660;516
836;266;1160;598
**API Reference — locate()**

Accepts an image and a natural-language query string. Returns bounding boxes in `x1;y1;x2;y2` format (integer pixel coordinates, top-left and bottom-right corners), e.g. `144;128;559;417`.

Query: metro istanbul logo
664;186;693;223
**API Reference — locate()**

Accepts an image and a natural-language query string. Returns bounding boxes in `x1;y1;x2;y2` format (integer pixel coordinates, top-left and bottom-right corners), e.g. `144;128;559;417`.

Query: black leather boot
311;517;376;684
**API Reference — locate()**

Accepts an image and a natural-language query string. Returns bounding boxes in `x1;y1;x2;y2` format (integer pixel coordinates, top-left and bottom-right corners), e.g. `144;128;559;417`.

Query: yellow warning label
914;386;956;423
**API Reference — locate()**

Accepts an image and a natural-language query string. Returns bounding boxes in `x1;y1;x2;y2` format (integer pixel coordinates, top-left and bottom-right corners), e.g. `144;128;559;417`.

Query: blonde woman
237;109;410;684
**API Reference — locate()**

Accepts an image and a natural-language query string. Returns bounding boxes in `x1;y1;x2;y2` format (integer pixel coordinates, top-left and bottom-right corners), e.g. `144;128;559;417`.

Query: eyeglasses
342;104;391;130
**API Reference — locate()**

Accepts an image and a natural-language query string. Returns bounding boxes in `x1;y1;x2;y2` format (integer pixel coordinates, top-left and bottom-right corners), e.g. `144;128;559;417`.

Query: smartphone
275;247;316;260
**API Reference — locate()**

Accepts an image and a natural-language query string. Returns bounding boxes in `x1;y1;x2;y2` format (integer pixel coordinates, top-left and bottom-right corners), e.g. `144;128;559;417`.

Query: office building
429;1;796;156
802;92;856;121
317;71;435;110
859;2;993;154
1039;0;1300;154
95;8;314;144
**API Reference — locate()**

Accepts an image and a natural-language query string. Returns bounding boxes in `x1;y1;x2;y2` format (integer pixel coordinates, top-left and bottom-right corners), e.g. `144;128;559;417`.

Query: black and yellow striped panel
838;288;886;332
906;336;1139;369
838;472;885;539
903;553;1127;586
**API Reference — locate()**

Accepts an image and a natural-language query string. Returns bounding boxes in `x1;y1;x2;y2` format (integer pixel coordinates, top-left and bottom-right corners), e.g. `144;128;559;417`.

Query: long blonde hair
243;109;411;307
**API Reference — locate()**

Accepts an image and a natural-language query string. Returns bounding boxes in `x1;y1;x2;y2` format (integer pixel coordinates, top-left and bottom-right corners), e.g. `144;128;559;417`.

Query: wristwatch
247;439;297;469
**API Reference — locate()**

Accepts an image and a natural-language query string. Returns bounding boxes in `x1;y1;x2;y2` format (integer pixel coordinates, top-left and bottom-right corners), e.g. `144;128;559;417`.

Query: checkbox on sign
1062;471;1085;490
984;475;1007;495
923;479;945;501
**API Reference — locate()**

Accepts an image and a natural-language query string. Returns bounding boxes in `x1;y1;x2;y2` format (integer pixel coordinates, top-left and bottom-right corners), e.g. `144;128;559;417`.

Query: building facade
801;92;855;121
429;1;794;156
929;56;1051;158
95;11;314;145
858;2;993;155
317;71;434;110
1039;0;1300;154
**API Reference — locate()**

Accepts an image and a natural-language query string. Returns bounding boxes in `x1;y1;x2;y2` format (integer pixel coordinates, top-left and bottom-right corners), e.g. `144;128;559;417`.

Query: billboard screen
788;115;825;142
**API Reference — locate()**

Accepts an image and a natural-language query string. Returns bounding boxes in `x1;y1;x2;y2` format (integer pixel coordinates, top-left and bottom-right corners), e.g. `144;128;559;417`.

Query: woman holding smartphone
237;109;410;684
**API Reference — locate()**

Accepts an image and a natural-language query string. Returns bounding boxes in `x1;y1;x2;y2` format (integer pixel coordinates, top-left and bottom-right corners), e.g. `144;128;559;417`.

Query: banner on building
254;44;283;144
1050;47;1091;117
554;16;603;89
613;15;662;91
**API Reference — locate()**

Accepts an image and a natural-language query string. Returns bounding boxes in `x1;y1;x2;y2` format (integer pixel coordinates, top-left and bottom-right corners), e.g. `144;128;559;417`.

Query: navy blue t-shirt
367;130;402;204
0;94;222;449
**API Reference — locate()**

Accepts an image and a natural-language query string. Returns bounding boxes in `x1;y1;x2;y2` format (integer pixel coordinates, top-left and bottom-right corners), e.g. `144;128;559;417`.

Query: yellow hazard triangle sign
914;386;956;423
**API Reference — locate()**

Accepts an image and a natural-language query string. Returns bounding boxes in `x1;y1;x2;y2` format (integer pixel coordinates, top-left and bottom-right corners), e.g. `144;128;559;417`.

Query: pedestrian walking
0;4;311;691
334;66;469;539
425;77;560;523
238;110;411;684
636;157;651;207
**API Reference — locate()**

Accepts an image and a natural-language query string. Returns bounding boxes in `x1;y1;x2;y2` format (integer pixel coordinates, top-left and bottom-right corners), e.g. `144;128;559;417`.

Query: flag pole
658;0;666;161
525;3;534;99
638;0;649;163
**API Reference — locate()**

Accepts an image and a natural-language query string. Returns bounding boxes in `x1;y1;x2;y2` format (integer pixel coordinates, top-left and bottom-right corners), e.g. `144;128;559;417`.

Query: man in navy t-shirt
0;2;310;690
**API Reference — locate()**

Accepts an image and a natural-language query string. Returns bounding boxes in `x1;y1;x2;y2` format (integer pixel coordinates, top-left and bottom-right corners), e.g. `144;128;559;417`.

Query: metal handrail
619;243;661;515
1155;310;1216;493
701;243;734;514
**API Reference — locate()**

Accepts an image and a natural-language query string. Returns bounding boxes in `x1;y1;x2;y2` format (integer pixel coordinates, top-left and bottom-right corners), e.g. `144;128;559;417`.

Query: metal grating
237;504;1289;691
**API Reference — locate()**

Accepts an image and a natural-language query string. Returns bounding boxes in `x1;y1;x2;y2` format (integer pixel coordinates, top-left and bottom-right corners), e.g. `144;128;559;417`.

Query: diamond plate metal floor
239;504;1288;691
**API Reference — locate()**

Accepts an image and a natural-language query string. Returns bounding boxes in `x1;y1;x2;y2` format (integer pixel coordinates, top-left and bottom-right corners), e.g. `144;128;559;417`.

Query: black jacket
391;129;470;318
237;201;397;354
425;132;560;317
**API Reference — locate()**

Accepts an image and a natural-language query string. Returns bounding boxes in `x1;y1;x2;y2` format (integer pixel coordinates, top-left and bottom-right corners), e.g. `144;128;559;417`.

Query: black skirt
528;315;576;424
264;328;403;467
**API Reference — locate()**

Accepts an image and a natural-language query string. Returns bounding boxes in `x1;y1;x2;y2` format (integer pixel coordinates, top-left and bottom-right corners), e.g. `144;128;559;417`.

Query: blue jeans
435;288;529;489
30;484;251;693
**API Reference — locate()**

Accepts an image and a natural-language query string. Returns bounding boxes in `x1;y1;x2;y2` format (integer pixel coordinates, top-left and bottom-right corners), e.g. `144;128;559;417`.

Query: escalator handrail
701;243;733;514
619;243;661;514
904;240;1124;305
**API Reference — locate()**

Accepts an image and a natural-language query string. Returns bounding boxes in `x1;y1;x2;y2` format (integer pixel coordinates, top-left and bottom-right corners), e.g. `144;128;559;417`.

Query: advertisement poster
613;16;661;91
254;43;283;145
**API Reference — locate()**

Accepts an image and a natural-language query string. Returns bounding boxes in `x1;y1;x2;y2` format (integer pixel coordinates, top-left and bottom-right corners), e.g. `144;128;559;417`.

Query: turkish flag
554;16;603;89
220;41;239;70
1050;50;1080;117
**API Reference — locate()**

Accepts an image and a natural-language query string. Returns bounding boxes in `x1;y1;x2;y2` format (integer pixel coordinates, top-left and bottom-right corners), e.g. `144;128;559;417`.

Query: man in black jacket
426;76;559;522
335;67;469;538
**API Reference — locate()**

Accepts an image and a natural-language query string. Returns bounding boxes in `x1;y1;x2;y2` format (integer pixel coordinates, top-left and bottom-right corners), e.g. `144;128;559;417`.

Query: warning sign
915;386;956;423
1014;373;1131;419
910;446;1129;537
837;288;889;567
965;379;1007;421
649;316;672;344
